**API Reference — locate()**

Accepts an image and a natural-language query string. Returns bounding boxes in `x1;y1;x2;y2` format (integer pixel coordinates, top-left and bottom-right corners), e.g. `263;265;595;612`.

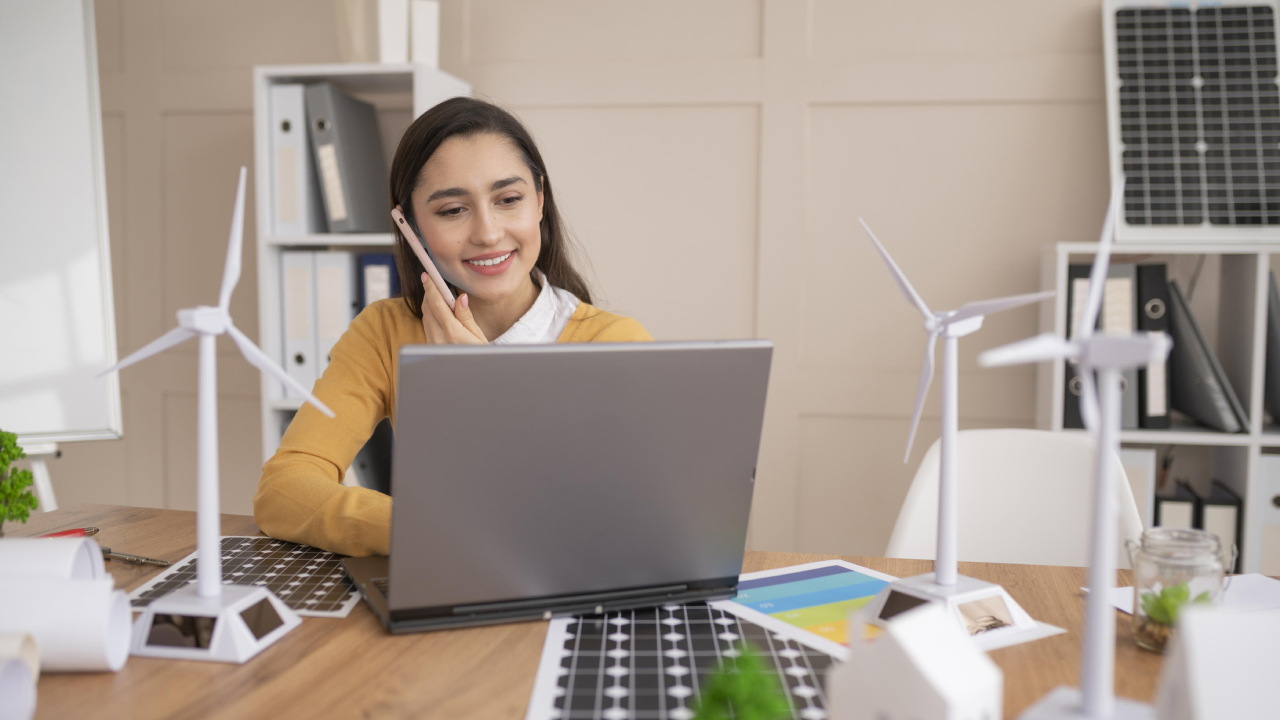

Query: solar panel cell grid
1114;4;1279;227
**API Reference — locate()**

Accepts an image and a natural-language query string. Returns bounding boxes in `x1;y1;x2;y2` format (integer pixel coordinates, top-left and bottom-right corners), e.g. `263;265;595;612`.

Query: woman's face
409;132;544;302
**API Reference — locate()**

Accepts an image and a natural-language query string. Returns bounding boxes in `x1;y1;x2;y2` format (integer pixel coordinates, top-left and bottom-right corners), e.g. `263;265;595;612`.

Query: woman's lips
463;249;515;276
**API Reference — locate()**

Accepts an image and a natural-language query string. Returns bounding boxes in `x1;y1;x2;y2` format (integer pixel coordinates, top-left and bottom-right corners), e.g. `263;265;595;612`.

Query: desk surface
12;505;1163;719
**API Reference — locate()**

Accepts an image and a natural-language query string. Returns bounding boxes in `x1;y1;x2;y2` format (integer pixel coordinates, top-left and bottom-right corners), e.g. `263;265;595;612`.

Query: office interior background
37;0;1235;555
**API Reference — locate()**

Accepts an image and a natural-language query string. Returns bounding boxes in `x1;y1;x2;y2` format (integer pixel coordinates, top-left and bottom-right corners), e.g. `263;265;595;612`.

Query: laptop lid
388;340;771;618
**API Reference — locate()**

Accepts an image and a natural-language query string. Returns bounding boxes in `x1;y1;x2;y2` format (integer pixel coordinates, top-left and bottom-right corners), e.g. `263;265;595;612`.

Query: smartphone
392;206;455;310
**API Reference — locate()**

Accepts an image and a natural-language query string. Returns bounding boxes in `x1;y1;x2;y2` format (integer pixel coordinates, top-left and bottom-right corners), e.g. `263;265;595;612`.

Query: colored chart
727;561;892;647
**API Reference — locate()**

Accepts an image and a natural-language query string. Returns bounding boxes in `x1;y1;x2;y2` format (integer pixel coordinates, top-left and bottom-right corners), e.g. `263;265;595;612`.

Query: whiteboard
0;0;121;444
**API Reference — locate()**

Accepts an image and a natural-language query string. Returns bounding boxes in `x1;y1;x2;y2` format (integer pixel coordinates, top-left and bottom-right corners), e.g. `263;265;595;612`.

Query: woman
253;98;652;556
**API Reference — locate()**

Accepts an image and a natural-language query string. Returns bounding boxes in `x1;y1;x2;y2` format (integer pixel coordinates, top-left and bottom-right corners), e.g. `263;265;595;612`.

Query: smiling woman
252;97;653;557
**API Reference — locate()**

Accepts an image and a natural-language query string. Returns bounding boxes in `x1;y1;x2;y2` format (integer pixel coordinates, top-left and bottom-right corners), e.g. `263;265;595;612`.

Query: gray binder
305;83;389;233
1265;272;1280;420
1168;280;1248;433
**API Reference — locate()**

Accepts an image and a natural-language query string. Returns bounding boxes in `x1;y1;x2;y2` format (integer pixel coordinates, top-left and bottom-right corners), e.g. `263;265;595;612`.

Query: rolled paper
0;537;105;580
0;657;35;720
0;633;38;681
0;579;130;672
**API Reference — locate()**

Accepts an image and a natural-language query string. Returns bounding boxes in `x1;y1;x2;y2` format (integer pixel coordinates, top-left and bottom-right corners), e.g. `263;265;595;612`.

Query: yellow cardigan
253;297;653;557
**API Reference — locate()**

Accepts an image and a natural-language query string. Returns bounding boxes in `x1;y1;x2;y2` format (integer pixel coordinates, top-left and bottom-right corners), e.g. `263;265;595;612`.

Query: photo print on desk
525;603;834;720
128;536;361;618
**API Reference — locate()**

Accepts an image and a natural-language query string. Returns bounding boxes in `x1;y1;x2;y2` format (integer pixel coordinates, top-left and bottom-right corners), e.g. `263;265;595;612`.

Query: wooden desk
12;505;1163;719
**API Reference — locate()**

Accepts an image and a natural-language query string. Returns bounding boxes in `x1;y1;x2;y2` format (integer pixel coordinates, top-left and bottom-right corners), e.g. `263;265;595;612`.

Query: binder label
286;266;312;340
317;144;348;222
1147;360;1167;416
317;265;348;339
275;146;298;224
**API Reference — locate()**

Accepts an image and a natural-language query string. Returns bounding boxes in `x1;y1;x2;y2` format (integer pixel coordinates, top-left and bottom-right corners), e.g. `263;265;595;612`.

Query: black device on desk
342;340;772;633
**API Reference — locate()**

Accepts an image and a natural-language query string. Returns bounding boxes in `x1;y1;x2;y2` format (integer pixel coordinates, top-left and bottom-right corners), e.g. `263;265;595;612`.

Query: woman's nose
472;208;502;245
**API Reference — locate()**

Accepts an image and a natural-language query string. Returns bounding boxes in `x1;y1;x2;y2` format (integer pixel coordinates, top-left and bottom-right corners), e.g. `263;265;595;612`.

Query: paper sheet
0;657;35;720
721;560;1063;657
0;578;130;672
0;633;37;720
0;537;105;581
1085;573;1280;615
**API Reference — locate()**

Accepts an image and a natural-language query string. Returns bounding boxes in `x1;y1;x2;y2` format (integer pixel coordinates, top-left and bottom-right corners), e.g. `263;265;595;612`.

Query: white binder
281;251;318;399
269;84;326;236
315;251;357;375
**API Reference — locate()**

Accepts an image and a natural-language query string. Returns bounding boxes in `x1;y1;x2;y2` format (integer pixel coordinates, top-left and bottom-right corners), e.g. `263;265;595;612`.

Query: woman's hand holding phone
420;272;488;345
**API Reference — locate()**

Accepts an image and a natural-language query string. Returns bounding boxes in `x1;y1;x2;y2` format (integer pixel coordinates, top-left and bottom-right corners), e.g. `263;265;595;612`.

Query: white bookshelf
1037;242;1280;573
251;63;469;466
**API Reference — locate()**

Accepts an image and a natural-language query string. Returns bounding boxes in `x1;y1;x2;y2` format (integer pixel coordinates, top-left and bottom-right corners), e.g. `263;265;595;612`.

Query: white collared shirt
490;273;580;345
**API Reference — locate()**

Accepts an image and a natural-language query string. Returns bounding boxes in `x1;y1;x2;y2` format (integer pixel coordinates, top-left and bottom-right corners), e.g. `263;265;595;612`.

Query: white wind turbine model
980;185;1166;720
856;219;1057;649
100;168;335;664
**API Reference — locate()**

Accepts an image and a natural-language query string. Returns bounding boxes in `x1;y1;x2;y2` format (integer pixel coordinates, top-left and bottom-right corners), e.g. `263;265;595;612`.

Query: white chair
885;429;1144;568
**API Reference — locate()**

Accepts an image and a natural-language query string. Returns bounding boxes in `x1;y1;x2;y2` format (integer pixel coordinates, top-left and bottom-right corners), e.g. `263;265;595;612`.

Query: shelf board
1119;427;1253;446
268;398;302;411
264;233;394;247
1058;423;1253;446
1260;425;1280;447
256;63;415;94
1057;241;1280;255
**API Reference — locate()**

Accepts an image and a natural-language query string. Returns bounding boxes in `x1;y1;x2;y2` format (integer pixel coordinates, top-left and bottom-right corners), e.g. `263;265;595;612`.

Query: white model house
1156;606;1277;720
827;603;1002;720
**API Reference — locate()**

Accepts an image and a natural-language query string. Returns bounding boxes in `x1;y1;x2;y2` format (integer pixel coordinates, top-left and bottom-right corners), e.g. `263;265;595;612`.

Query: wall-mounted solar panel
1103;0;1279;242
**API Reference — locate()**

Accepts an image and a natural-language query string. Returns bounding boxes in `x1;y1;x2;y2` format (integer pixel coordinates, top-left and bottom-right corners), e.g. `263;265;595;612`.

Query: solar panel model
1103;0;1279;241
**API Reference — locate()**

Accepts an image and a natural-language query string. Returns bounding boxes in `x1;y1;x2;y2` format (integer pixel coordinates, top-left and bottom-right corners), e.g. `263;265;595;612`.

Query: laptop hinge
452;583;689;615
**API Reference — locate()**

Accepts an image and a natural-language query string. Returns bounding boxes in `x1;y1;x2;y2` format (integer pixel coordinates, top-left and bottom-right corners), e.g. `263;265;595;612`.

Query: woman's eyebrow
425;176;525;203
490;176;525;191
426;187;468;202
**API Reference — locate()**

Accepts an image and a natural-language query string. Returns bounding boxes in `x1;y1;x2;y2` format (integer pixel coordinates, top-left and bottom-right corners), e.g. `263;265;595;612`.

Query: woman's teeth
467;252;511;267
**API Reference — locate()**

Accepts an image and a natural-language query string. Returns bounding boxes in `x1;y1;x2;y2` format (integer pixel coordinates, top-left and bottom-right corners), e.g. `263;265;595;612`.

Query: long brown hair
387;97;592;317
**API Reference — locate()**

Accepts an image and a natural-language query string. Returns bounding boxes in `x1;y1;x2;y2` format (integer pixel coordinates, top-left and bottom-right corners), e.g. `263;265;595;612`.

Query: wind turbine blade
903;334;937;463
978;333;1076;367
96;326;196;377
950;290;1056;323
218;167;248;311
859;218;932;319
1078;367;1100;433
1079;180;1124;340
225;323;335;418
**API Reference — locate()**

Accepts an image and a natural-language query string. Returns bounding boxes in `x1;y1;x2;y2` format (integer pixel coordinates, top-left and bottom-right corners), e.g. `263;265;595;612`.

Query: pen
100;548;170;567
37;527;100;538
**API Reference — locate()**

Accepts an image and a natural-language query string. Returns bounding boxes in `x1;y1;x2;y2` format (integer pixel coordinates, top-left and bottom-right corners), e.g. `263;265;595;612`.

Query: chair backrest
885;429;1144;568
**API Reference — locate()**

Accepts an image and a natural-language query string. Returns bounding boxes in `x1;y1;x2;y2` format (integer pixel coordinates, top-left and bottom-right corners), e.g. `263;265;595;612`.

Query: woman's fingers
453;294;488;343
420;273;486;345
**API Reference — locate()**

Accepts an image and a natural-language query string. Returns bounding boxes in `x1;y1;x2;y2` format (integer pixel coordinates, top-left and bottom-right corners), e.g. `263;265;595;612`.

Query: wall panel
161;112;260;364
517;105;760;340
468;0;763;63
160;0;342;70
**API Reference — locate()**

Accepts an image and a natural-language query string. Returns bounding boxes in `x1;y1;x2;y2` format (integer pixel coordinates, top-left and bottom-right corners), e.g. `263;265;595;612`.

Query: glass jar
1126;528;1232;653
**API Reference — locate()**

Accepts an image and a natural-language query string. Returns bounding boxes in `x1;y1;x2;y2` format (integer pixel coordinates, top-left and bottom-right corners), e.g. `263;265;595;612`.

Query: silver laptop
343;340;772;633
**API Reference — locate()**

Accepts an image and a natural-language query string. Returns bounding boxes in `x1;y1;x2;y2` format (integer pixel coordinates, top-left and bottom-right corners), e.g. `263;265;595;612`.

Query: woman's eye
436;206;465;218
499;195;522;206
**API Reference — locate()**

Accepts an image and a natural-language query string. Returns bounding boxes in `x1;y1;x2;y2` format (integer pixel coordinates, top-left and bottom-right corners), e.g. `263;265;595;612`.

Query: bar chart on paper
726;560;894;648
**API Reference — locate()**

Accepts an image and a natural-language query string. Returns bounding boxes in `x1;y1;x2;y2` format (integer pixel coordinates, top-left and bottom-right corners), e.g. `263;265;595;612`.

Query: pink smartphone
391;206;455;310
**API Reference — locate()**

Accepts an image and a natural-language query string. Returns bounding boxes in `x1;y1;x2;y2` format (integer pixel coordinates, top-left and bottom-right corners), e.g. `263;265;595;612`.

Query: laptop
342;340;772;633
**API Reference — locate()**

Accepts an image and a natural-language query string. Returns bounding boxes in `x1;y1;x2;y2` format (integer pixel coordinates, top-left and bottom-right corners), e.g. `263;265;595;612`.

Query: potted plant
0;430;38;537
694;643;790;720
1135;581;1211;652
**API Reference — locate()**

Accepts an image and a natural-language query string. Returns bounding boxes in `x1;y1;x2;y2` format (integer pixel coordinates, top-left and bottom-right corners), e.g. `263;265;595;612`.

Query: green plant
0;430;38;527
1139;581;1210;626
693;643;790;720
